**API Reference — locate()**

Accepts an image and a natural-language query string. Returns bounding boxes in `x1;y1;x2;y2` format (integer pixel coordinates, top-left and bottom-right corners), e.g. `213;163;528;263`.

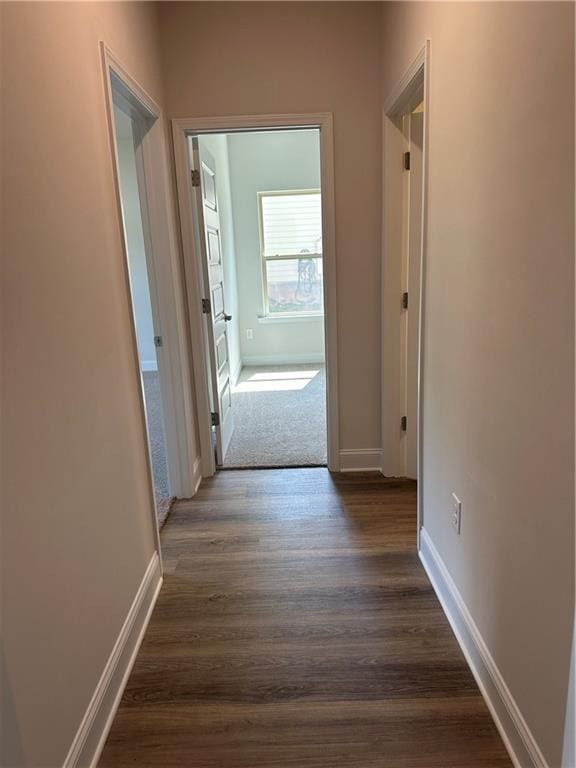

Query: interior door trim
382;41;431;549
101;43;201;514
171;113;340;476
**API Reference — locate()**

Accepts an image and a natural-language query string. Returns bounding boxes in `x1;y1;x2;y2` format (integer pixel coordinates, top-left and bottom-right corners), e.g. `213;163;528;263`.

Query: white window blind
260;192;322;259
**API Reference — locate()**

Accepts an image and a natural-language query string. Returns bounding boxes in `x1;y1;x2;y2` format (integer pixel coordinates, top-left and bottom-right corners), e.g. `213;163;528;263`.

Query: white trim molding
241;353;325;367
381;40;431;549
102;43;199;509
172;112;340;474
63;553;162;768
257;314;324;325
100;42;163;560
339;448;383;473
419;529;548;768
383;44;427;117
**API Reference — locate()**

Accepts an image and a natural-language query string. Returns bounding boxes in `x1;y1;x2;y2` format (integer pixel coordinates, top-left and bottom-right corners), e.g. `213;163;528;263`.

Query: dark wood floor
99;469;511;768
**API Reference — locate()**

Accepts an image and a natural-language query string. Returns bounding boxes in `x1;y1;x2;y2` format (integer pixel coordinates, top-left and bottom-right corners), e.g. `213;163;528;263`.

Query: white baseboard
419;528;547;768
141;360;158;372
241;353;325;367
339;448;383;472
63;552;162;768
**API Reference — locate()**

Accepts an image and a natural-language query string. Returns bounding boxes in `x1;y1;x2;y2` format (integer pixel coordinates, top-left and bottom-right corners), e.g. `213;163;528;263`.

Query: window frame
257;188;324;319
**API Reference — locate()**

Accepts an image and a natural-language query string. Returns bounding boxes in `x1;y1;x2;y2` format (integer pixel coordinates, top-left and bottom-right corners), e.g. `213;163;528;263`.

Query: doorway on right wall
402;102;424;480
382;52;427;487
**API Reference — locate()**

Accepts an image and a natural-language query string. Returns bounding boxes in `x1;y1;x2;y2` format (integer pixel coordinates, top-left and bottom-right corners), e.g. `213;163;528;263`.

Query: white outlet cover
246;329;254;340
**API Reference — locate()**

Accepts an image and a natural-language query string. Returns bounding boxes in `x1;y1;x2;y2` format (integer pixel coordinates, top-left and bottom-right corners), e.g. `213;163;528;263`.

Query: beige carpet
142;371;173;527
223;364;327;468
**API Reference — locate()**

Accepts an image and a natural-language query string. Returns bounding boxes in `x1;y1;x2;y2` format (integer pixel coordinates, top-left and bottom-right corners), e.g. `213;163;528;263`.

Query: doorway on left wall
111;100;173;526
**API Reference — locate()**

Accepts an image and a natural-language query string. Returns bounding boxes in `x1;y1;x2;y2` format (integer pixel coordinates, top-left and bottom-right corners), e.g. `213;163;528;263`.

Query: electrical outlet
246;329;254;340
451;493;461;534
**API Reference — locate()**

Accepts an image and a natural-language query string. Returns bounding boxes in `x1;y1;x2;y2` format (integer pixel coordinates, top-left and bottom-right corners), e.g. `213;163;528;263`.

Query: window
258;190;323;316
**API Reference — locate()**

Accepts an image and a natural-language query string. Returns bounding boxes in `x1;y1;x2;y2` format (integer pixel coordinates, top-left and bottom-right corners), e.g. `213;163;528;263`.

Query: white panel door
189;140;235;464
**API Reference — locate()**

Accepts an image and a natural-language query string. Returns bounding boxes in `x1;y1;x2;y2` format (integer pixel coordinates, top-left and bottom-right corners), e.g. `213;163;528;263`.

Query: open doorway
196;130;325;468
103;47;201;531
173;116;338;475
382;43;429;539
401;102;424;480
112;103;172;520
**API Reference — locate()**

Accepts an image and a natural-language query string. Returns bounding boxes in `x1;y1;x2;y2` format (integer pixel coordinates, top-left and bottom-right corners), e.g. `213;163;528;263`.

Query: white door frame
101;44;201;553
172;113;339;476
382;42;430;545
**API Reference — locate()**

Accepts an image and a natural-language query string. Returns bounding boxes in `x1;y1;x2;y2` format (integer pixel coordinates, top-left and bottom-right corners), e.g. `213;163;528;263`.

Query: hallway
99;469;510;767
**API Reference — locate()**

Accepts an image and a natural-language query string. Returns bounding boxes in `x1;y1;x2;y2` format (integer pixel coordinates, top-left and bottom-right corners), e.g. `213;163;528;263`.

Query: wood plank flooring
99;468;511;768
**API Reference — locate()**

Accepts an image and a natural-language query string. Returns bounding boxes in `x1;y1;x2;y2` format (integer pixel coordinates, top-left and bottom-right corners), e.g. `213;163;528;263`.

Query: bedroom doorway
103;46;200;531
172;115;339;475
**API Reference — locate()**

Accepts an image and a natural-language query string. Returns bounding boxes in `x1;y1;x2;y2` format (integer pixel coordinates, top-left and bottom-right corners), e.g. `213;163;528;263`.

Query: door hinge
211;412;220;427
202;298;211;314
402;291;409;309
404;151;411;170
191;169;201;187
153;335;163;348
401;415;407;432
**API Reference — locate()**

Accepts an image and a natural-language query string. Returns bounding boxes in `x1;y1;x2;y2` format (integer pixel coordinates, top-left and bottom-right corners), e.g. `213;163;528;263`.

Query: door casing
101;44;201;558
172;113;339;476
382;42;430;546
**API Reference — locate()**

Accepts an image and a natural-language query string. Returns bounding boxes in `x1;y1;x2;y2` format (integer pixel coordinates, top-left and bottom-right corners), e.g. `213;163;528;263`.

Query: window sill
257;314;324;325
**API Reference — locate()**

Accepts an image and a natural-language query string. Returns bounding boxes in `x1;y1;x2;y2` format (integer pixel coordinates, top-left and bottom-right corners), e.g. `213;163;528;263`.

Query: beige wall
381;3;574;765
158;1;383;450
0;3;168;765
